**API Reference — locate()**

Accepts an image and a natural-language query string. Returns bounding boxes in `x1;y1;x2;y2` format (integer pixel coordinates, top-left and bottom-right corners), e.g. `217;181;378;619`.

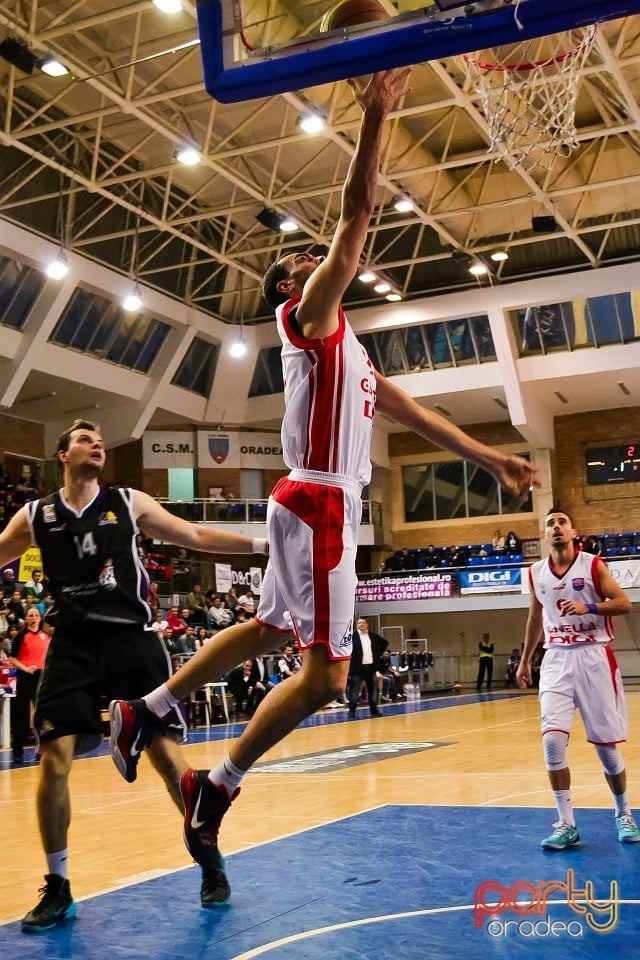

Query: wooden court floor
2;688;639;927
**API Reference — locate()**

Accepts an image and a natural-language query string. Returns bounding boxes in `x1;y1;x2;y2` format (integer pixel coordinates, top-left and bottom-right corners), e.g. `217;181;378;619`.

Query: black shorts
35;623;185;755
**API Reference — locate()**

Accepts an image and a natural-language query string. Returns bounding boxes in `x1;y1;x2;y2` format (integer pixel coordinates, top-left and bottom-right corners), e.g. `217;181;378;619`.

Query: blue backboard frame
197;1;640;103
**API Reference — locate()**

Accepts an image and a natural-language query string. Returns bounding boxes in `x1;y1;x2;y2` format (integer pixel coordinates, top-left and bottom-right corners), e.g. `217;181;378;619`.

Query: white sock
613;791;631;817
208;756;246;798
552;790;575;826
144;683;180;718
46;849;69;880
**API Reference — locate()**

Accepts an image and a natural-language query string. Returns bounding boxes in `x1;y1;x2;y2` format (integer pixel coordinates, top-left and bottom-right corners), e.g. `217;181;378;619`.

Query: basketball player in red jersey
110;68;540;903
518;507;639;849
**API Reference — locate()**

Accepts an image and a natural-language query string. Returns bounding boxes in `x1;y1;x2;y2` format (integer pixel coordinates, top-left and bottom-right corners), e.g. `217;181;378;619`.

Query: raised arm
133;491;266;556
0;507;34;570
297;68;411;338
374;372;540;500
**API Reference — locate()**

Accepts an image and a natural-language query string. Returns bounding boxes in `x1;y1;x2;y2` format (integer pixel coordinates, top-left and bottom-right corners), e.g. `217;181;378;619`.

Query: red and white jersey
276;297;376;489
529;550;615;648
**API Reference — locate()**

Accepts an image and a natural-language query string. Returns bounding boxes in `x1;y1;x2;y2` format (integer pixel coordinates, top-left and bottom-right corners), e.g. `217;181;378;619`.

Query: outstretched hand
347;67;412;115
494;454;541;503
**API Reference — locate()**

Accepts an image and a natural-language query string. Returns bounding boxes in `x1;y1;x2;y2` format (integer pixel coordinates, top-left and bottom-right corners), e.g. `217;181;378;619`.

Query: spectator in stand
236;590;256;617
9;606;51;762
584;534;602;555
22;569;45;603
423;545;439;568
166;605;187;636
151;609;168;636
219;486;235;501
383;551;401;572
207;595;235;632
278;643;301;681
449;546;467;567
8;589;26;626
492;529;505;551
505;531;521;553
398;547;415;570
195;627;211;650
2;567;18;598
147;581;160;613
187;584;207;615
224;585;239;615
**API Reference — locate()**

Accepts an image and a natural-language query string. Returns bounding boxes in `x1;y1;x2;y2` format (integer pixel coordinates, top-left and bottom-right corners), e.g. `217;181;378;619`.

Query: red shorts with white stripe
256;475;361;660
539;644;627;744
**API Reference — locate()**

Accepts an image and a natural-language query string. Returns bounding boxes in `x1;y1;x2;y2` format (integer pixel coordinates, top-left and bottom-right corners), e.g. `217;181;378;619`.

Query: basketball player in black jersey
0;419;267;932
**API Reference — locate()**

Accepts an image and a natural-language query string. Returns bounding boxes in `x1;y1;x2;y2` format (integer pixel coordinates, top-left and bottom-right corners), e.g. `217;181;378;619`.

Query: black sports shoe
22;874;77;933
180;769;238;867
200;860;231;908
109;699;156;783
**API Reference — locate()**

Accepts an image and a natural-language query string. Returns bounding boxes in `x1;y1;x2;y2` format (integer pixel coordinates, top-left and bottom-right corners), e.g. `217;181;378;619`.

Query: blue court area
2;804;637;959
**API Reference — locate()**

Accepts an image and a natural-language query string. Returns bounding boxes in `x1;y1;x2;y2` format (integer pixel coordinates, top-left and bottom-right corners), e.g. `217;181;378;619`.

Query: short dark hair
545;506;573;525
55;419;100;456
262;258;290;309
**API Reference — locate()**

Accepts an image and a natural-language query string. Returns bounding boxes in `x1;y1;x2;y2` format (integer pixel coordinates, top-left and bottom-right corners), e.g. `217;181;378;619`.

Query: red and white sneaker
180;769;239;867
109;699;156;783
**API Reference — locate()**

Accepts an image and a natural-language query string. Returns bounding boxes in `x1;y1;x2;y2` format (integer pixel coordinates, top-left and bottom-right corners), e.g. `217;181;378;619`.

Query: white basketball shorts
539;644;627;744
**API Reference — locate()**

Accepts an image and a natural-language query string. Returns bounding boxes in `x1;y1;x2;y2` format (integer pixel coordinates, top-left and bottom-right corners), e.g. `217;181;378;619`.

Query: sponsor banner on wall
215;563;265;595
606;558;640;588
143;432;196;468
355;573;454;602
197;431;284;469
460;567;522;594
18;547;43;582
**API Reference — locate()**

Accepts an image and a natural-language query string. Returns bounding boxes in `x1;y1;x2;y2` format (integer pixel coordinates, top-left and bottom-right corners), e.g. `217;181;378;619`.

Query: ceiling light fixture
386;292;402;302
374;281;391;294
153;0;184;12
299;113;325;134
490;250;509;262
394;197;414;213
40;56;69;77
359;270;377;284
469;261;489;276
256;207;297;232
64;402;100;416
122;284;142;313
46;250;69;280
229;335;247;358
176;144;200;166
279;217;299;233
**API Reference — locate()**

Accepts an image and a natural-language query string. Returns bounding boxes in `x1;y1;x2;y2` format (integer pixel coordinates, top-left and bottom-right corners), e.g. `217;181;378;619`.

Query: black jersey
27;485;152;630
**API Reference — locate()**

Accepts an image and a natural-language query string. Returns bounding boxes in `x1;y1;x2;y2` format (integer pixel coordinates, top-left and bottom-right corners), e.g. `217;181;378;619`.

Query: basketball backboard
197;1;640;103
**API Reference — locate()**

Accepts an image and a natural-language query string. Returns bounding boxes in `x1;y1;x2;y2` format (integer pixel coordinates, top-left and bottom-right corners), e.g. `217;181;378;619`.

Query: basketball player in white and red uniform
110;69;540;904
518;507;640;849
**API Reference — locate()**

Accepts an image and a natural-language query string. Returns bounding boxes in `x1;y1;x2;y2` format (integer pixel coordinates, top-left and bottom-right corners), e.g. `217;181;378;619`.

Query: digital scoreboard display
586;444;640;485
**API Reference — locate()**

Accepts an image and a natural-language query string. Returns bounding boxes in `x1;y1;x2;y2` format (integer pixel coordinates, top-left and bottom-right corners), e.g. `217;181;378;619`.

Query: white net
461;25;597;172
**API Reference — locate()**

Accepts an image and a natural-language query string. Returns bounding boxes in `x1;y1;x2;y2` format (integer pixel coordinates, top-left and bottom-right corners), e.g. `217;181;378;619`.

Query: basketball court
2;690;639;957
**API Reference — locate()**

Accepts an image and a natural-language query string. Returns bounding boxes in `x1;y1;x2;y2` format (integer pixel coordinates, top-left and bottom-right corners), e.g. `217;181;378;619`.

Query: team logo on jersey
43;504;57;523
98;511;118;526
99;559;117;591
339;619;353;648
208;435;229;464
571;577;585;591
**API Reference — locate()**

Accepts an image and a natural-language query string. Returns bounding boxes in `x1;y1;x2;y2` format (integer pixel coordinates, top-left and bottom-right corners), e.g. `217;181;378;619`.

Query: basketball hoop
461;25;597;172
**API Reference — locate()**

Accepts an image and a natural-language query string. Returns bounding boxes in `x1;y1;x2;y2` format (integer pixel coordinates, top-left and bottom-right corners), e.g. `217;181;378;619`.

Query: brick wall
554;407;640;535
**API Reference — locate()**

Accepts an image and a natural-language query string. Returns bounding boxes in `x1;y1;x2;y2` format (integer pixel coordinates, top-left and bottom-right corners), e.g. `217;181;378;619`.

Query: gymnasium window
402;453;533;522
0;254;46;330
171;337;218;397
49;288;170;372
